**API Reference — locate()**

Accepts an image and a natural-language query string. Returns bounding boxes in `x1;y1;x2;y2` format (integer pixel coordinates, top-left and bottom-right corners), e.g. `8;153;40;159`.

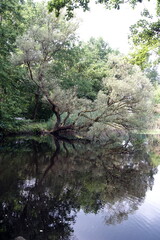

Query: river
0;134;160;240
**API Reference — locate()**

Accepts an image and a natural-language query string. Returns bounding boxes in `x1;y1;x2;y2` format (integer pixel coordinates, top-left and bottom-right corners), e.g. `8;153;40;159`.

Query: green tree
51;37;117;100
13;4;79;132
145;67;160;84
8;2;153;137
14;32;153;137
0;0;29;132
85;55;153;140
129;8;160;69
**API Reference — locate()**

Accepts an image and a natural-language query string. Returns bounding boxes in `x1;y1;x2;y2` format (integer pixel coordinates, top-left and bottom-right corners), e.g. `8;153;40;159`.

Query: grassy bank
0;118;55;136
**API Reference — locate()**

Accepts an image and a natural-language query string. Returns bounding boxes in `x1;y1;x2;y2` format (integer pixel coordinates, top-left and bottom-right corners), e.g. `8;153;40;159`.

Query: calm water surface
0;135;160;240
73;166;160;240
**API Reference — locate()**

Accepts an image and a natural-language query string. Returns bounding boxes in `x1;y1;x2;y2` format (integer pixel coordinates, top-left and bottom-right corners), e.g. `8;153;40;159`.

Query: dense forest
0;0;160;140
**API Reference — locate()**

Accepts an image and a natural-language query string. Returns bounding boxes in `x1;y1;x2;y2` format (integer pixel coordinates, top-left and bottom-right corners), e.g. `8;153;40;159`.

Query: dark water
0;135;160;240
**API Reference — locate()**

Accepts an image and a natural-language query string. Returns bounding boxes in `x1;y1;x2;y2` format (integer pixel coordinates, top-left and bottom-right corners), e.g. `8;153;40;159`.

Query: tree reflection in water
0;135;157;239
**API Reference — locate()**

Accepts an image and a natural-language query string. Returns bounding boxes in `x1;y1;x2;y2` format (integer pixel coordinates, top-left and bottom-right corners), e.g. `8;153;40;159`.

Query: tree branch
62;112;70;125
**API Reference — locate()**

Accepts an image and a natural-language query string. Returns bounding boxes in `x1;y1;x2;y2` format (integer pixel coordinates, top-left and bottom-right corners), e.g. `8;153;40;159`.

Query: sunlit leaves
129;15;160;68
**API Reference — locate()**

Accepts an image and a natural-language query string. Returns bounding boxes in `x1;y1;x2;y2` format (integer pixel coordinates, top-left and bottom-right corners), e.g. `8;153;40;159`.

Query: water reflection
0;135;158;240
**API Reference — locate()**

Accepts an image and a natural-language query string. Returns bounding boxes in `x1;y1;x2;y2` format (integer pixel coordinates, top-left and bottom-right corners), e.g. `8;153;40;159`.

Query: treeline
0;0;159;139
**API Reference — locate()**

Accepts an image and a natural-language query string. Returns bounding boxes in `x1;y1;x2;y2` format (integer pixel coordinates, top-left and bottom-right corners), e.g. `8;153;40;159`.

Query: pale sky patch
75;0;157;53
34;0;156;54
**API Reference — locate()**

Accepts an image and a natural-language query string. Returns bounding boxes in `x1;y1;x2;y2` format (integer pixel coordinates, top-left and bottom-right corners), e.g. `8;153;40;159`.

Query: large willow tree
12;2;153;138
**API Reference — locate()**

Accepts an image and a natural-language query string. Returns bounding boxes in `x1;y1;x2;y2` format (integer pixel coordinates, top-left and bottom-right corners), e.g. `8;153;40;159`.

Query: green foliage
85;55;153;140
0;65;33;134
129;14;160;69
0;0;155;137
0;0;39;134
129;44;150;69
47;0;150;18
52;38;117;100
0;0;68;132
154;85;160;104
145;67;160;84
150;152;160;166
18;121;46;133
0;0;24;56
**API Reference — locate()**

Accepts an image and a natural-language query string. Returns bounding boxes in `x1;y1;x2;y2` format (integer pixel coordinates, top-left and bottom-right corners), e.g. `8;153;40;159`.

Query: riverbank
1;108;160;141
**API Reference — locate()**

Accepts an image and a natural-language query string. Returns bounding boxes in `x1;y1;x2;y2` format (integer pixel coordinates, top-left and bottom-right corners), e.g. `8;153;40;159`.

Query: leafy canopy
129;18;160;69
47;0;154;18
128;3;160;69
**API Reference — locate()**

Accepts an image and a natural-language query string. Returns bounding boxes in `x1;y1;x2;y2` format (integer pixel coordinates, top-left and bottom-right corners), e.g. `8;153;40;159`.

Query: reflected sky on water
73;166;160;240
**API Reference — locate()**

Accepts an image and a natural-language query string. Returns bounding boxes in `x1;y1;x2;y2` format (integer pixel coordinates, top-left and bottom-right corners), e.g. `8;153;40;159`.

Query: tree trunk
32;93;40;120
51;105;61;131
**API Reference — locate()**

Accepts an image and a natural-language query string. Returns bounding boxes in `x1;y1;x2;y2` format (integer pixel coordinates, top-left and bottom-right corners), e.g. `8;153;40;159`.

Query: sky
75;0;157;54
35;0;157;54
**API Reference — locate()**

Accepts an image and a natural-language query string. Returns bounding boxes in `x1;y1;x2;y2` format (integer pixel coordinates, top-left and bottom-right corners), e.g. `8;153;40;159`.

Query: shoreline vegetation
1;118;160;138
1;103;160;140
1;111;160;140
